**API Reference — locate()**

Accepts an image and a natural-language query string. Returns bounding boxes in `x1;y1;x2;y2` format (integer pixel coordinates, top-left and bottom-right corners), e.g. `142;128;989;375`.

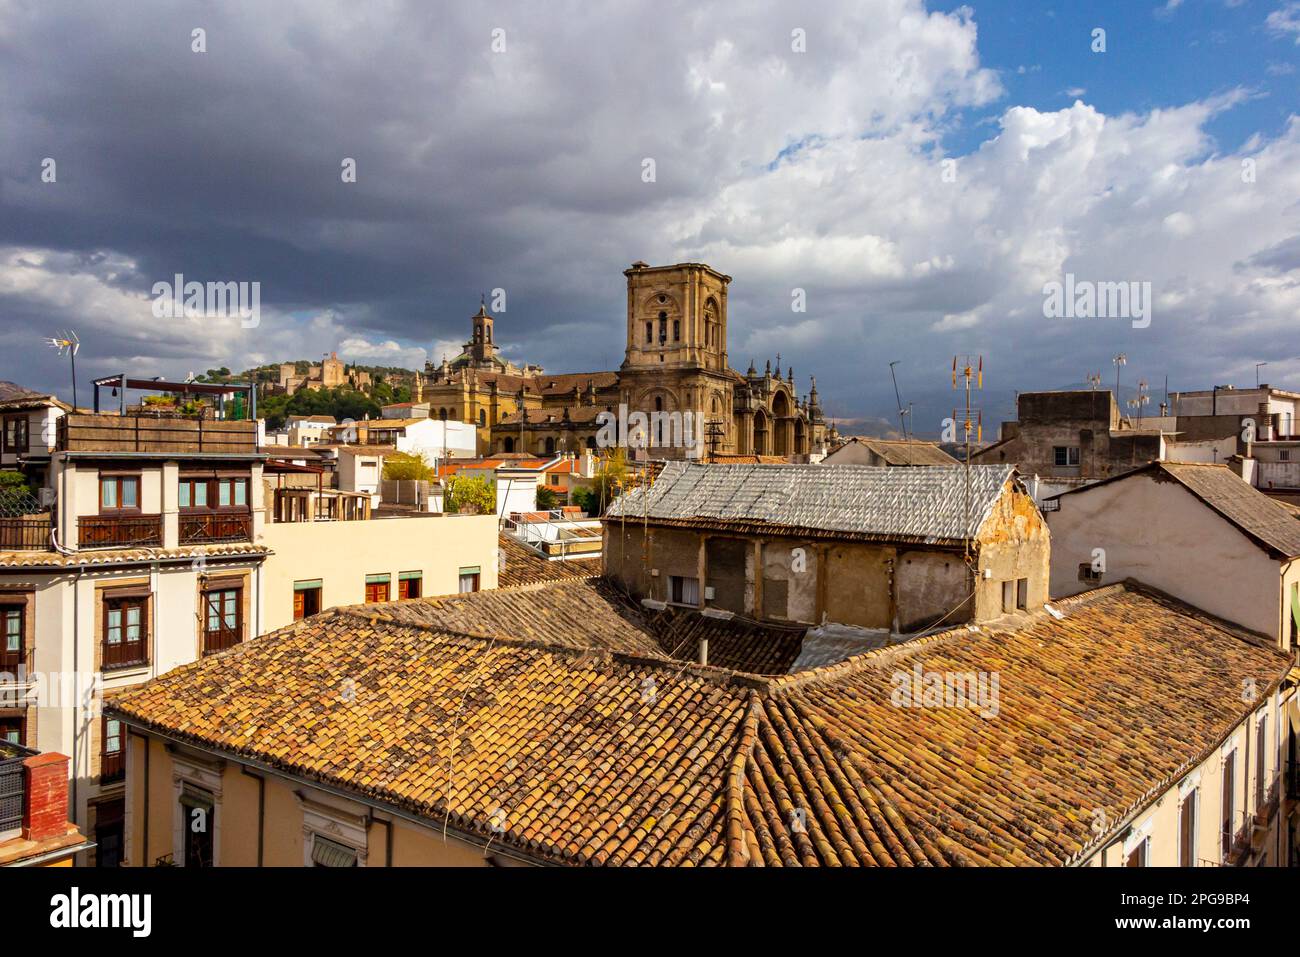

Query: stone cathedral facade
419;261;831;459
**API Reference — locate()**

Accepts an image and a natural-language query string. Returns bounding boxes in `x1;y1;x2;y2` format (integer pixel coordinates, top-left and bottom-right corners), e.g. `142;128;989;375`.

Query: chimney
22;751;71;843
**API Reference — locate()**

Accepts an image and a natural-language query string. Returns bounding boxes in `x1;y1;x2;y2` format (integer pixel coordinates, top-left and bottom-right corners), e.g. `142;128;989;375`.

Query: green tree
382;451;433;481
535;485;559;510
445;475;495;515
586;448;629;514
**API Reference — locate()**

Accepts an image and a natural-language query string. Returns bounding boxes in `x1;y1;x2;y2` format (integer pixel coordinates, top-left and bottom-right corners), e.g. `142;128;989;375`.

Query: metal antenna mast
44;331;80;409
952;355;983;562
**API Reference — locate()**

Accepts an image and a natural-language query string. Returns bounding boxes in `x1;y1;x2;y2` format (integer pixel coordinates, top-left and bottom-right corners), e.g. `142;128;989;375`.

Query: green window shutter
365;574;391;585
294;579;323;591
398;571;422;581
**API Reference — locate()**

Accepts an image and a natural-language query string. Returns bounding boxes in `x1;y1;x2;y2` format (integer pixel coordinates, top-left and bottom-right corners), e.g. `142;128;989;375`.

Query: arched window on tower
544;437;555;455
658;312;667;344
645;321;652;344
654;396;664;446
673;319;680;341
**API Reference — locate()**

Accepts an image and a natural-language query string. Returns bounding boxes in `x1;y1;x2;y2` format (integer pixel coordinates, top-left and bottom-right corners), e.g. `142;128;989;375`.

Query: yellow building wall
122;733;505;867
257;513;499;632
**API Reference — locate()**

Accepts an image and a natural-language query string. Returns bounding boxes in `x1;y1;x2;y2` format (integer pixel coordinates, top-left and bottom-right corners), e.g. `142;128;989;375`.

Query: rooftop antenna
1112;354;1127;422
44;331;80;409
952;355;983;563
889;360;913;464
1085;372;1102;391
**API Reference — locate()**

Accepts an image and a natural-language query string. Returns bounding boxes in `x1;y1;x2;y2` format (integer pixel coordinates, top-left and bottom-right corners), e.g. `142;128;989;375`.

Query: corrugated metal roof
607;462;1016;541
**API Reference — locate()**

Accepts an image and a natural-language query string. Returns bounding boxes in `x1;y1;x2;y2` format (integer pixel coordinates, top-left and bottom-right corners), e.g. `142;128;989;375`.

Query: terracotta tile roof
827;437;960;466
364;578;666;656
496;533;604;587
107;581;1288;867
608;461;1019;544
0;542;270;568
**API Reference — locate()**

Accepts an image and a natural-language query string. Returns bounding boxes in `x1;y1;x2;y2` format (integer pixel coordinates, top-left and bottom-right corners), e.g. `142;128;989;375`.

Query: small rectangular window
398;572;423;600
1016;578;1028;610
293;582;322;620
670;575;700;606
103;594;148;669
365;575;391;603
1053;446;1080;467
0;605;24;671
101;716;124;783
1078;562;1102;583
1001;581;1014;614
100;475;141;512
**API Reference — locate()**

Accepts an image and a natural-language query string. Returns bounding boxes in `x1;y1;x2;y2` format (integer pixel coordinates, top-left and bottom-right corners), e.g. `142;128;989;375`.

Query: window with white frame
1123;817;1153;867
299;794;369;868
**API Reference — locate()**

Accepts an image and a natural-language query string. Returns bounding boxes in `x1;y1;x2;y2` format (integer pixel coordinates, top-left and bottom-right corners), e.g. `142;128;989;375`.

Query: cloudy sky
1;0;1298;435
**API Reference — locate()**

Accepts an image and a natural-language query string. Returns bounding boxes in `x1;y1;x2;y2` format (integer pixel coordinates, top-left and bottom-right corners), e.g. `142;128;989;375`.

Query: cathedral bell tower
470;299;497;364
621;261;730;374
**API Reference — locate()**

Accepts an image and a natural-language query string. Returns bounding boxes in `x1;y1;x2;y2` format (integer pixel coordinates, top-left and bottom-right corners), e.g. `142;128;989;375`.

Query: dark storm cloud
0;1;1296;433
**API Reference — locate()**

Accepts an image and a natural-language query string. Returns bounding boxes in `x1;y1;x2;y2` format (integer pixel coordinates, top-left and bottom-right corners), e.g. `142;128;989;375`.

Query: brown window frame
398;575;422;600
365;580;390;603
100;714;124;783
293;585;322;621
2;415;29;454
0;602;25;671
102;593;149;670
458;572;480;594
0;714;25;746
201;584;243;656
99;474;143;513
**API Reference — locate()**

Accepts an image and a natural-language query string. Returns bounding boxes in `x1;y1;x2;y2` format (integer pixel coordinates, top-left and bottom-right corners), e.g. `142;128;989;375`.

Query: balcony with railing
179;511;253;544
78;514;163;549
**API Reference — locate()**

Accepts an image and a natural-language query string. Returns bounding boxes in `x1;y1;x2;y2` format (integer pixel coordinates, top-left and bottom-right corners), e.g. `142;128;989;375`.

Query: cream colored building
1046;461;1300;650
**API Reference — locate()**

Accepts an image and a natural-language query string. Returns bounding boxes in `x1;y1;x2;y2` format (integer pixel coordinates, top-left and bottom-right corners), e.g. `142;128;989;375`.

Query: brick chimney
22;752;71;843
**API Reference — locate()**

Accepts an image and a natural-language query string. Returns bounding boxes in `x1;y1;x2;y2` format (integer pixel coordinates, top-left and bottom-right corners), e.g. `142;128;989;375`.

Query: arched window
645;321;652;344
654;396;664;446
658;312;667;343
673;319;680;341
503;437;514;453
439;408;447;422
478;409;486;427
544;437;555;455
